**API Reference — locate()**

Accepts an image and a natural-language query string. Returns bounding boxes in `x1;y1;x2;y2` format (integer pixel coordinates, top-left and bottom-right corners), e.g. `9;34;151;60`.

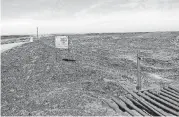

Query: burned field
1;32;179;116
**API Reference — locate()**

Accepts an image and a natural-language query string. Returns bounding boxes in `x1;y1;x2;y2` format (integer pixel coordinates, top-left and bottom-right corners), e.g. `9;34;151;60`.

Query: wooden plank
149;90;179;107
168;86;179;93
111;96;135;116
164;88;179;96
167;86;179;94
122;112;131;116
119;87;166;116
131;110;141;116
134;94;170;116
135;87;158;93
102;99;123;114
144;91;179;111
126;92;165;116
160;91;179;103
119;96;148;116
126;95;149;112
138;92;178;116
161;90;179;99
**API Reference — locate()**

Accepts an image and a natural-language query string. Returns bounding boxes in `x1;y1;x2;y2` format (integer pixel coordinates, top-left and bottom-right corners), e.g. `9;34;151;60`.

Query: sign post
55;36;69;61
55;36;69;49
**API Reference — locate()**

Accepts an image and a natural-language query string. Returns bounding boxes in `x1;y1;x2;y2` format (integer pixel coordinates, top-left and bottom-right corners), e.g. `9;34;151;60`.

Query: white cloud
74;0;114;17
1;0;179;35
2;8;179;35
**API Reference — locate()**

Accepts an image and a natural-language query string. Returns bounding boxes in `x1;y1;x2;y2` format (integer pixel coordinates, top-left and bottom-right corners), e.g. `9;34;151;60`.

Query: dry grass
1;31;179;116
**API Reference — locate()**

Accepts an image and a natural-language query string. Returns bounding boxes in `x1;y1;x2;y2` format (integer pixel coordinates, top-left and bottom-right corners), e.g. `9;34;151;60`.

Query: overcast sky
1;0;179;35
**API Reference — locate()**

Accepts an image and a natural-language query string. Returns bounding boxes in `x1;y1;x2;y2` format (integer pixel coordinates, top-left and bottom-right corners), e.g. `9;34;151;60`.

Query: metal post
137;50;141;90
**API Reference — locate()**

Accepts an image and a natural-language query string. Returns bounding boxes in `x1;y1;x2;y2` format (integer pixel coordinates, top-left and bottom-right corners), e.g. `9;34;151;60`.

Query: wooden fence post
136;50;141;90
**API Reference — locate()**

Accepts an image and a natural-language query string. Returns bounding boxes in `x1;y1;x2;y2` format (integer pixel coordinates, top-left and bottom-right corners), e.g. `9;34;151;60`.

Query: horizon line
1;30;179;36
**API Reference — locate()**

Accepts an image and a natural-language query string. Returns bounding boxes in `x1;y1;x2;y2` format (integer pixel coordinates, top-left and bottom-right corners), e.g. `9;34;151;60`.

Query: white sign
55;36;68;49
30;37;33;42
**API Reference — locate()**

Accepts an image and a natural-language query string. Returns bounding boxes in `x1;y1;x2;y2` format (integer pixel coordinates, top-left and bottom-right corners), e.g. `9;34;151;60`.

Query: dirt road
1;42;27;53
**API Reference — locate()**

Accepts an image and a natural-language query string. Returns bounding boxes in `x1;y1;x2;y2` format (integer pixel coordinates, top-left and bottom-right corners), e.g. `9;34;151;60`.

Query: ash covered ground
1;32;179;116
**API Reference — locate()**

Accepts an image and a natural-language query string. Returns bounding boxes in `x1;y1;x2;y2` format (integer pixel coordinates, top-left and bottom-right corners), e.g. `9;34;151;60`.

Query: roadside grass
1;32;179;116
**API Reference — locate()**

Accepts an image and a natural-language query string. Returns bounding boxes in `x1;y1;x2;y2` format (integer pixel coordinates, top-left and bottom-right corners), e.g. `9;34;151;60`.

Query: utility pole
37;27;38;39
136;50;141;90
